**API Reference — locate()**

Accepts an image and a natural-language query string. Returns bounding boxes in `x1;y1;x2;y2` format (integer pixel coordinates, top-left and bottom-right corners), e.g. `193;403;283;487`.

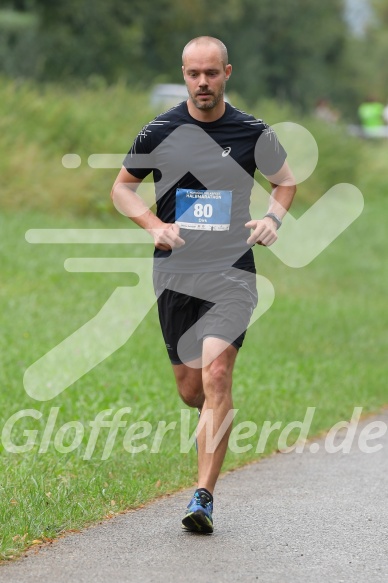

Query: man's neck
186;99;226;123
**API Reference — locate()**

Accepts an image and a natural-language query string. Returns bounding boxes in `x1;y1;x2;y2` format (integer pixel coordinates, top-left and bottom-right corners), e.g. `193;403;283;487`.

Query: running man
111;36;296;534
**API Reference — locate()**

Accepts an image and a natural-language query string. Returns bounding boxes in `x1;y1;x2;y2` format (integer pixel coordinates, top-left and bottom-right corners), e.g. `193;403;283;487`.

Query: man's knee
204;360;229;385
203;359;234;400
201;340;236;399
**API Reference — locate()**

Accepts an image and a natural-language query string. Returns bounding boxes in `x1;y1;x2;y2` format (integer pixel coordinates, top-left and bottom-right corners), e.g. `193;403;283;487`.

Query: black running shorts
153;268;258;365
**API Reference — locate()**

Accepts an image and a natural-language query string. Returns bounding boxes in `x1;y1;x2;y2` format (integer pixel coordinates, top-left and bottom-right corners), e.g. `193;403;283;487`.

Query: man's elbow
282;167;297;190
110;181;123;205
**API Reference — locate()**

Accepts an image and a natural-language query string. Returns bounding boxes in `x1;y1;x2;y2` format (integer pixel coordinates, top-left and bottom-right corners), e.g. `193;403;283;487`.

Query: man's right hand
149;222;185;251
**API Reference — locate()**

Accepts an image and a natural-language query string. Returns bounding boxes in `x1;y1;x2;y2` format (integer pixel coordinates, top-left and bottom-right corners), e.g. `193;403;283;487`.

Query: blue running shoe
182;489;213;534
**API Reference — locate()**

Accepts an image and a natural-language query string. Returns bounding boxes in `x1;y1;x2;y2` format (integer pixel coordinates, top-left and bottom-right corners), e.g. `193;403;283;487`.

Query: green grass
1;77;387;559
1;193;387;559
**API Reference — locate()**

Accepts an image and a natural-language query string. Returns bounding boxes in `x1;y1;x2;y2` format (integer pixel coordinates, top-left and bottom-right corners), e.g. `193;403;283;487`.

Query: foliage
0;77;368;218
329;0;388;116
222;0;348;108
0;0;386;116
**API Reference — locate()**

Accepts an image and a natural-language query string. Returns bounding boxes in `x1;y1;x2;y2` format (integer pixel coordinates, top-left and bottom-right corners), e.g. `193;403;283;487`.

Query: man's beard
188;82;225;110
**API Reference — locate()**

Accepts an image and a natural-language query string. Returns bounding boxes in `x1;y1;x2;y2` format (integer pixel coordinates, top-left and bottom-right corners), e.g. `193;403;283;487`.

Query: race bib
175;189;232;231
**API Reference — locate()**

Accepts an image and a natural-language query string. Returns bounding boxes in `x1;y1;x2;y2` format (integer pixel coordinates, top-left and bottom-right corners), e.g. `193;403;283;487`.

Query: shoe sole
182;510;213;534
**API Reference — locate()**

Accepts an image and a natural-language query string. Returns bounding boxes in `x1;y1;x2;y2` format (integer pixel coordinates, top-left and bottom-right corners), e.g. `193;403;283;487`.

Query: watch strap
264;212;282;229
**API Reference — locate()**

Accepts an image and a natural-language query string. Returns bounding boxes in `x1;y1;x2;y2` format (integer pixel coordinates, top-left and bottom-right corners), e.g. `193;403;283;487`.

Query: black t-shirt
123;101;286;273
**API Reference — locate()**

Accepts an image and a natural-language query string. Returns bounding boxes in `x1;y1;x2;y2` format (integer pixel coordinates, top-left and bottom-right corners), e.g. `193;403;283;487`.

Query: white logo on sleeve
222;146;231;157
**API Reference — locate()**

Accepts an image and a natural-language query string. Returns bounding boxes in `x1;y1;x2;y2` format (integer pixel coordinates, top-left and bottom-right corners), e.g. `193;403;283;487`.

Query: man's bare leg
172;338;237;494
196;338;237;494
173;339;237;532
172;361;204;409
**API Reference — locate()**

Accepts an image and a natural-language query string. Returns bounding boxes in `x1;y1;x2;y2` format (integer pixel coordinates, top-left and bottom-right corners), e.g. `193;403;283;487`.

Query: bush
0;78;380;218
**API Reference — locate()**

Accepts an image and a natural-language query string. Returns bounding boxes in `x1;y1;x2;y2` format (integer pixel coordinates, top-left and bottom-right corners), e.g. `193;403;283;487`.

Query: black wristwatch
263;212;282;229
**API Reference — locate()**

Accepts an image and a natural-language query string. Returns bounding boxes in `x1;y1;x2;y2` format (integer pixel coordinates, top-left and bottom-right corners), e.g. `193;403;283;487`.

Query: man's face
182;45;231;111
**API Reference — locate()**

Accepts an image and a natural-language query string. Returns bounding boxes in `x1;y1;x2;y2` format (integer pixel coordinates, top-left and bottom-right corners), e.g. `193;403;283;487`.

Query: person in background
314;98;339;124
358;96;385;137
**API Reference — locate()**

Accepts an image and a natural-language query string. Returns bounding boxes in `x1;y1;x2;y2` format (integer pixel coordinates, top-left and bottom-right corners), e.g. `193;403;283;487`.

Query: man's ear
182;65;185;79
225;64;232;81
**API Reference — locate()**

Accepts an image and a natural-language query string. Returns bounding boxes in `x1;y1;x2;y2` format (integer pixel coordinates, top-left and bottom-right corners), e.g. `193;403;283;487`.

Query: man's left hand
245;217;278;246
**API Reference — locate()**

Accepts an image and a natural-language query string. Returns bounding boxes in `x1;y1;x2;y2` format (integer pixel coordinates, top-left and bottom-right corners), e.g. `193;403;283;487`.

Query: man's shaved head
182;36;229;69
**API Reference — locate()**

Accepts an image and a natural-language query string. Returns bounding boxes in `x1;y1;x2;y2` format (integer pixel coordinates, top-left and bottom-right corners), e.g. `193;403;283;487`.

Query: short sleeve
122;126;154;180
254;124;287;176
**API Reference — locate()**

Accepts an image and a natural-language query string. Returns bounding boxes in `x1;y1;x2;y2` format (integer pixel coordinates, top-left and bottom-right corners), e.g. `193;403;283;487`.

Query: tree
222;0;348;108
0;0;373;116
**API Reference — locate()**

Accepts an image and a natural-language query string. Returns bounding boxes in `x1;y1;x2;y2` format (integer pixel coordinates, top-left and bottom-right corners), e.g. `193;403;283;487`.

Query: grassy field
0;79;387;559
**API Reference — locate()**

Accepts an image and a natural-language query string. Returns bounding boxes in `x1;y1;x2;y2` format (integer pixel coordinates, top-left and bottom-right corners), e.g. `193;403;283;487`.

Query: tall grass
1;77;378;218
0;78;154;216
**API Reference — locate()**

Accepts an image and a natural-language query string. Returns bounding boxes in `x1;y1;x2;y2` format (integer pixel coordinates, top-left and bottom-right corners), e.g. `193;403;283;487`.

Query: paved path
1;412;388;583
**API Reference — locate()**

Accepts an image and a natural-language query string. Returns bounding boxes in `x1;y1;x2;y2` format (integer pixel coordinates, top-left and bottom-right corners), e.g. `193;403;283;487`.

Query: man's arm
245;161;296;246
111;167;185;251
